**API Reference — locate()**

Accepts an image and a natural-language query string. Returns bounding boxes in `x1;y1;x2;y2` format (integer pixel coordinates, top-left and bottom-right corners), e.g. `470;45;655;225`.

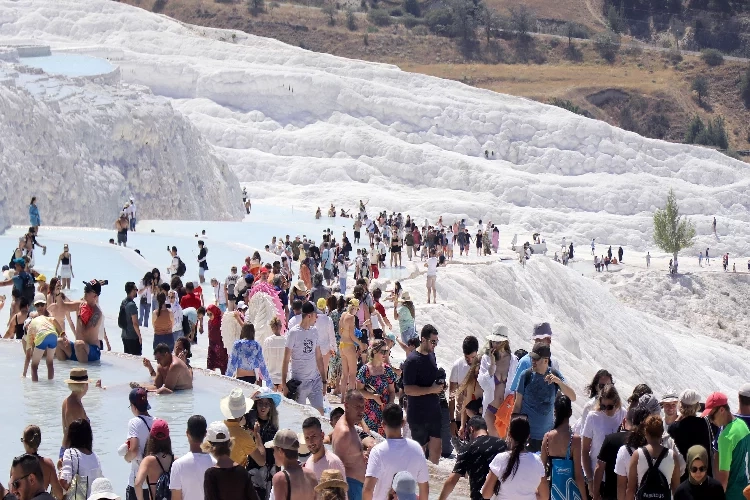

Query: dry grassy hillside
119;0;750;155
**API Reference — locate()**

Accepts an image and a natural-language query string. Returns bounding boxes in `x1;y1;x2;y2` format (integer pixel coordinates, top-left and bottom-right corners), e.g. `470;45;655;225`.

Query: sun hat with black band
65;367;90;384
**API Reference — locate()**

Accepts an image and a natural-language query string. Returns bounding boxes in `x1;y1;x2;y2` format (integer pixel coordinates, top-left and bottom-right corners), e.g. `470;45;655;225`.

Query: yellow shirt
225;420;257;467
28;316;58;347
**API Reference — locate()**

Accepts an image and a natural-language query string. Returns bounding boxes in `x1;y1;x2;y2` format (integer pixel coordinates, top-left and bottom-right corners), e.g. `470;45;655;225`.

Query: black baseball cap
83;280;102;296
530;344;551;360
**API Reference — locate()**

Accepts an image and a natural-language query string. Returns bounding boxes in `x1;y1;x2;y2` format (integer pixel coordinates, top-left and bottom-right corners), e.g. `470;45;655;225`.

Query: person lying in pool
132;343;193;394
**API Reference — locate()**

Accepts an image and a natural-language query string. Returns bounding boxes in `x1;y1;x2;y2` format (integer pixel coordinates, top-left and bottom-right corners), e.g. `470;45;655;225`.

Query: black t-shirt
673;476;726;500
402;350;439;423
597;430;630;499
453;435;507;500
668;416;714;478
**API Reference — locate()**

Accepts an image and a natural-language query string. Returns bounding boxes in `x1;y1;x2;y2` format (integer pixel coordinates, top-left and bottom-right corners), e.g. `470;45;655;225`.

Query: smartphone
242;409;258;430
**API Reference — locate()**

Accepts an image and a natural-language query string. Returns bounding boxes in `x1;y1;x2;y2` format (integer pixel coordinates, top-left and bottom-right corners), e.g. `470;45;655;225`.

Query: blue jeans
153;333;174;352
130;217;136;231
339;277;346;295
139;300;150;327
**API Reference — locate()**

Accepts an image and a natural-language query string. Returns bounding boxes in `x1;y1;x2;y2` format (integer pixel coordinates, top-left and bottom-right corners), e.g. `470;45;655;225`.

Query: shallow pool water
19;54;116;77
0;340;320;492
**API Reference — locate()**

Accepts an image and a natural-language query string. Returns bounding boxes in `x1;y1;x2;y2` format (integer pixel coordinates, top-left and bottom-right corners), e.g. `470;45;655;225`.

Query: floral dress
328;310;342;381
226;339;272;383
356;363;397;436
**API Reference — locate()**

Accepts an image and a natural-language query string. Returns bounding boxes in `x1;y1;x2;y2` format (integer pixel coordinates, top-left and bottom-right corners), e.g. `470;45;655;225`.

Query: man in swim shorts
58;280;104;363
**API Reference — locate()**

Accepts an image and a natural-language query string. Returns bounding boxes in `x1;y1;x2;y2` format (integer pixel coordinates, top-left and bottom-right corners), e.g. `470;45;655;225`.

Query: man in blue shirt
321;243;335;287
512;344;576;452
510;322;561;392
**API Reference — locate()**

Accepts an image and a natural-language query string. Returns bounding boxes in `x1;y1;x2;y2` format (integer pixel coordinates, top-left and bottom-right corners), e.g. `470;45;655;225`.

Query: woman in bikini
338;298;365;404
478;326;518;438
54;244;74;290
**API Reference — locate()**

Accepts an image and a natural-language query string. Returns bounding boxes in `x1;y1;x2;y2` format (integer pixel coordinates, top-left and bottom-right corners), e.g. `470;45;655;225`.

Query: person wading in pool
59;367;91;469
133;343;193;394
57;280;105;363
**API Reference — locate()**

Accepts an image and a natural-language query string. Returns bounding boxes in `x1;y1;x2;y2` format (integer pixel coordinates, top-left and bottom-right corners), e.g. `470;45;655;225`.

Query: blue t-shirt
322;249;334;270
516;367;563;440
509;354;532;392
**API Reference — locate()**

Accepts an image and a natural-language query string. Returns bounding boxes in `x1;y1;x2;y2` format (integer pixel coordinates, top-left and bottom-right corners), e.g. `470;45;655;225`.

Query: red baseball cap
150;419;170;440
701;392;728;417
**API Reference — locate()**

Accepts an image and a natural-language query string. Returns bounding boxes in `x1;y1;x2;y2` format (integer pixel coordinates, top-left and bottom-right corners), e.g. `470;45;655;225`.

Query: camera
435;367;446;387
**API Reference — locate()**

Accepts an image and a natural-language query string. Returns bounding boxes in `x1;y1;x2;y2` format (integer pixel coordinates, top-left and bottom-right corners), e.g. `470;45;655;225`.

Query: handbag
550;435;582;500
66;450;89;500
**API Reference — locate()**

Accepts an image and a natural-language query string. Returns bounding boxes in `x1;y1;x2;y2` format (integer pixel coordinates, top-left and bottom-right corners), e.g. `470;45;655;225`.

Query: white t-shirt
288;314;301;331
213;284;226;305
582;407;628;472
169;451;216;500
573;397;597;434
303;450;346;481
61;449;103;483
449;356;470;385
127;415;154;487
315;313;336;354
426;257;439;276
365;438;429;500
615;440;684;478
263;335;287;386
285;324;320;381
614;444;634;477
488;451;545;500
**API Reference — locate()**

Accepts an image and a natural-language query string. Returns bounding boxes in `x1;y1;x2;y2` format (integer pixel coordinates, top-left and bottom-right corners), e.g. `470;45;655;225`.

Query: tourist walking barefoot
60;367;90;467
26;314;61;381
338;299;364;404
29;196;41;232
54;244;74;290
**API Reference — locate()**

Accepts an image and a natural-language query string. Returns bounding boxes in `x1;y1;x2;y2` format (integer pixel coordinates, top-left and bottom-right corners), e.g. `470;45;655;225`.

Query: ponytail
156;291;166;317
501;417;531;483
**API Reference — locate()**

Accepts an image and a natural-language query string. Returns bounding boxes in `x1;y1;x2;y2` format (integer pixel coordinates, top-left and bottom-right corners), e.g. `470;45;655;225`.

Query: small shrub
549;98;592;118
367;25;379;33
360;0;368;10
549;38;559;48
346;7;357;30
645;113;670;139
390;7;403;16
619;106;637;132
701;48;724;66
402;14;420;28
367;8;391;26
247;0;264;15
666;46;682;64
152;0;167;12
594;30;621;63
412;25;429;35
322;3;337;25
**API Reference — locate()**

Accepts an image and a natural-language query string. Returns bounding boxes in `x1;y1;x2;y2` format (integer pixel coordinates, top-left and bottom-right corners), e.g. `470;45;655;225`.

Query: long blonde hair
457;356;481;401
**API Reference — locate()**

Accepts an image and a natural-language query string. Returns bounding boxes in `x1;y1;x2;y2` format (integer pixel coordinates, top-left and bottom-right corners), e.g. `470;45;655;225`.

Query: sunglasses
690;466;707;473
378;349;390;355
597;383;611;390
429;339;439;346
11;473;31;490
599;403;615;411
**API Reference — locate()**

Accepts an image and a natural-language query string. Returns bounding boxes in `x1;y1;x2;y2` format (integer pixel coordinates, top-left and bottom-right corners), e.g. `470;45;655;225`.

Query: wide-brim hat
487;324;509;342
400;291;412;301
88;478;120;500
220;388;253;419
65;368;90;384
314;469;349;492
251;387;283;408
295;280;308;293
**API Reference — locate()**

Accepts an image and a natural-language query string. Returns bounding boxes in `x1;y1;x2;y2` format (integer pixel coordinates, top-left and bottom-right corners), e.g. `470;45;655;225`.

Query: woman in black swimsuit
6;297;30;340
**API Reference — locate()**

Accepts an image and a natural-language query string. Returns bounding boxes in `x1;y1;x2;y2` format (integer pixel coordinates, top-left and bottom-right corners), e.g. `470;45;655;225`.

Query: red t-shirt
374;300;386;319
180;291;202;310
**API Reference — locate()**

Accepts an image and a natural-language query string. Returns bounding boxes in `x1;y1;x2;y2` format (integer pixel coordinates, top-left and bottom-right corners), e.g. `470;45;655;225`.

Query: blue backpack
549;435;582;500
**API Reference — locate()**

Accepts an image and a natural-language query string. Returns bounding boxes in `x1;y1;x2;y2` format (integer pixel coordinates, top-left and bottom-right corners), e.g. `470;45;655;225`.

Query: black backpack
118;299;129;329
636;447;671;500
176;257;186;277
153;456;172;500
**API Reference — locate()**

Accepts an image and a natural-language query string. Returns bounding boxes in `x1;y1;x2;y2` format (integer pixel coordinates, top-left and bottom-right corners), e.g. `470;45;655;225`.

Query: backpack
549;435;582;500
118;300;127;329
152;456;172;500
20;272;35;304
175;257;186;277
635;447;671;500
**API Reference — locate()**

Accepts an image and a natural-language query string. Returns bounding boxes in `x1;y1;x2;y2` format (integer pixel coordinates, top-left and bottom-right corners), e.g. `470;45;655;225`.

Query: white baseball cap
206;421;230;443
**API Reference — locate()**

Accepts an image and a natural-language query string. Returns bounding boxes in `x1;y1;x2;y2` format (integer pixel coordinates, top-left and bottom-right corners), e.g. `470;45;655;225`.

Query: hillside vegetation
118;0;750;155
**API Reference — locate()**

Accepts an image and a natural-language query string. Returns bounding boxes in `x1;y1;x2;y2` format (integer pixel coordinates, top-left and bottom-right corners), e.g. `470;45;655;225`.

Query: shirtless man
60;367;90;467
271;429;318;500
332;390;368;500
338;299;364;404
57;280;104;363
136;343;193;394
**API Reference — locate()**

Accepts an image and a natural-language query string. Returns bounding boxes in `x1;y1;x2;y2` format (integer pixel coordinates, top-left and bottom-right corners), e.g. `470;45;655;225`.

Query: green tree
480;5;498;43
691;75;709;105
322;2;337;25
653;189;696;268
247;0;264;15
740;66;750;109
448;0;480;42
367;8;391;26
700;48;724;66
346;7;357;30
403;0;420;17
594;30;621;62
509;5;536;39
606;4;625;33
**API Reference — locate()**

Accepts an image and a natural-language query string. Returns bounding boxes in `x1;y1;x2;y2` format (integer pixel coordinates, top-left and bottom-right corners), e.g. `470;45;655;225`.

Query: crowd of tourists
1;199;749;500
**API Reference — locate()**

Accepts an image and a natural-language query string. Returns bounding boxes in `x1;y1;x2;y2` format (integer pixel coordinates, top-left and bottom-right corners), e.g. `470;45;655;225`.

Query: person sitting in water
134;343;193;394
57;280;105;363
